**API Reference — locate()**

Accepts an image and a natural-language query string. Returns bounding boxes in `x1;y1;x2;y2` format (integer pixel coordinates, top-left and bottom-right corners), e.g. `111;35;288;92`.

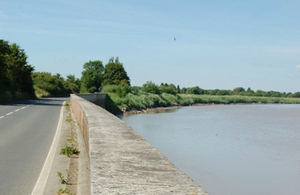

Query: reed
107;93;300;113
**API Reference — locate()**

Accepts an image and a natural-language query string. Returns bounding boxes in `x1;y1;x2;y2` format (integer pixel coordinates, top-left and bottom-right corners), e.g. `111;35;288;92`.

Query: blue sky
1;0;300;92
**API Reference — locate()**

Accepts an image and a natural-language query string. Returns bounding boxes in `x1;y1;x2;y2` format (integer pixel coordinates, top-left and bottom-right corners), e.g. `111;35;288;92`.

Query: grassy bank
106;92;300;113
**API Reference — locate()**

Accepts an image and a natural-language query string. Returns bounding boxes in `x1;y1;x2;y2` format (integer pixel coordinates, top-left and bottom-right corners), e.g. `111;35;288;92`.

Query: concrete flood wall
70;94;209;195
76;93;106;109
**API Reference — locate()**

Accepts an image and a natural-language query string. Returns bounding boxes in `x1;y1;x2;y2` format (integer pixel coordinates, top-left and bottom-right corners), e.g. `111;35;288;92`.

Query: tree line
32;56;130;98
1;39;300;103
0;40;130;101
139;82;300;98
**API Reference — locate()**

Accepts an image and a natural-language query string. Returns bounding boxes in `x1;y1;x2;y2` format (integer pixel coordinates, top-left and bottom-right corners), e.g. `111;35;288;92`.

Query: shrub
116;83;131;97
142;81;160;94
101;85;118;93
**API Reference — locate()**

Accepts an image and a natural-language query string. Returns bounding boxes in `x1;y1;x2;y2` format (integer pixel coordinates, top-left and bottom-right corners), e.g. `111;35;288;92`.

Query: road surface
0;98;67;195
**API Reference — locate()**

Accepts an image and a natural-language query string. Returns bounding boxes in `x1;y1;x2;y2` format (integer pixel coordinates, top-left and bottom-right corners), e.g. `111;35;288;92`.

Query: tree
233;87;245;95
216;89;231;96
177;85;181;94
32;72;68;96
0;40;35;102
64;74;80;93
181;87;187;94
186;86;204;95
0;40;10;93
142;81;160;94
254;90;265;97
102;57;130;86
159;83;177;95
293;92;300;98
245;87;254;96
80;60;104;93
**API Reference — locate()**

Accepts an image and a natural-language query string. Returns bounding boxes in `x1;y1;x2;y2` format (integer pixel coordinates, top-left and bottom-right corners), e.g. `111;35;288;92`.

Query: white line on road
31;102;65;195
2;105;30;118
6;112;13;116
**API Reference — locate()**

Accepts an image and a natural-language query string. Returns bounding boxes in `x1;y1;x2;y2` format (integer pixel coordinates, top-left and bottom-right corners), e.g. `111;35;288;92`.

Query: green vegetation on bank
103;81;300;113
106;91;300;114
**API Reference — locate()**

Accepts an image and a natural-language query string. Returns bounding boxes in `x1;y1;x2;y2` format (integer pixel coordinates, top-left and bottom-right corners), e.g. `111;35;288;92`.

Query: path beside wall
70;94;209;194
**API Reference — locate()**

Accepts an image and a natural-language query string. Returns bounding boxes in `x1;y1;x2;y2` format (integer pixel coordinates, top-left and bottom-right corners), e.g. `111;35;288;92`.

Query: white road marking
6;112;13;116
2;105;30;118
31;102;65;195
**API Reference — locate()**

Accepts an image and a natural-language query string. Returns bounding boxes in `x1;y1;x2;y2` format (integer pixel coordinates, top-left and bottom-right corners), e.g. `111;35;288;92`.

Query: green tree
102;57;130;86
80;60;104;93
255;90;266;97
32;72;68;97
65;74;80;93
186;86;204;95
233;87;245;95
142;81;160;94
159;83;177;95
245;87;254;96
293;92;300;98
177;85;181;93
0;40;10;93
0;40;35;102
216;89;231;96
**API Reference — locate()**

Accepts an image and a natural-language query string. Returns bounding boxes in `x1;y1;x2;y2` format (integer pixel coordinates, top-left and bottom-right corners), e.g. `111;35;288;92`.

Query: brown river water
121;104;300;195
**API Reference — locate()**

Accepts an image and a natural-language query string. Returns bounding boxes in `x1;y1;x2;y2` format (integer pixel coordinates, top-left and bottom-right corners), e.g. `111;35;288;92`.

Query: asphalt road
0;97;68;195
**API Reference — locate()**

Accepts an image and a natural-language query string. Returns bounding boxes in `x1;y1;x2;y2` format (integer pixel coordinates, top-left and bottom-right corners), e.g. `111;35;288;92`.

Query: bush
116;83;131;97
101;85;118;93
142;81;160;94
159;84;177;95
161;93;179;105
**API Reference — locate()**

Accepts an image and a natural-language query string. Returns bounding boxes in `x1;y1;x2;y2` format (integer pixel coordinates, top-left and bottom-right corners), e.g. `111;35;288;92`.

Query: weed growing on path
60;144;80;157
57;169;70;184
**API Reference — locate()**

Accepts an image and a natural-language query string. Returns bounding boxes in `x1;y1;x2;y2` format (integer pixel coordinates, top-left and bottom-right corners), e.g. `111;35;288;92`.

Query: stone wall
70;94;209;195
70;95;90;157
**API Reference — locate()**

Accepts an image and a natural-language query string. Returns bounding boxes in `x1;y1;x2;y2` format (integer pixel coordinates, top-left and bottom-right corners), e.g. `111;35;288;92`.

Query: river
120;104;300;195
